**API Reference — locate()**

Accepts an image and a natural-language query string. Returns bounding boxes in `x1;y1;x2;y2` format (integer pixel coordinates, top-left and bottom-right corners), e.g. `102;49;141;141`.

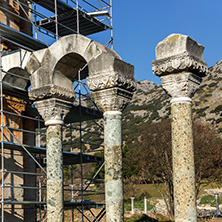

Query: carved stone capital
152;34;208;99
28;84;76;102
161;72;202;98
152;52;207;77
87;73;137;92
91;87;133;112
34;98;73;126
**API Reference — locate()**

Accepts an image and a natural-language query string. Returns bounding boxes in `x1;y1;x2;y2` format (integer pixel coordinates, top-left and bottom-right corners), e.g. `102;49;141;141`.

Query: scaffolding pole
0;30;5;222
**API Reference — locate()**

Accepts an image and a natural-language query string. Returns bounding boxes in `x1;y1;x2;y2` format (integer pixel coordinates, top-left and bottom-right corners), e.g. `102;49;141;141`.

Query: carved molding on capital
28;84;76;102
34;98;73;125
152;52;207;77
91;87;133;112
160;72;202;98
86;73;137;92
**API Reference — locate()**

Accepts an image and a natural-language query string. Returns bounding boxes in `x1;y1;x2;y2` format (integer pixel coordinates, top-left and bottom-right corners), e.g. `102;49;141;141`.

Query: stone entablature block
87;56;136;113
152;34;208;77
28;84;75;102
87;57;136;92
152;52;207;77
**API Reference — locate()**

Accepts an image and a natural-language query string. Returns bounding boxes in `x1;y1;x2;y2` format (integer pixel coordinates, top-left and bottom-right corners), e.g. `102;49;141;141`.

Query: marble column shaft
104;111;123;222
152;34;208;222
171;100;196;222
46;124;63;222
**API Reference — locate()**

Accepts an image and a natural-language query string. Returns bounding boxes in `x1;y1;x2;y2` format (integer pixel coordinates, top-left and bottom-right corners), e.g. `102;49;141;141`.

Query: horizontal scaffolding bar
1;170;46;177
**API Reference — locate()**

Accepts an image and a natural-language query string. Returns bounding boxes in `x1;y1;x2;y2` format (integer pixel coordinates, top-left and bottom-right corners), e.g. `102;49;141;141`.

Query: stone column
104;110;123;220
87;63;136;222
152;34;208;222
33;98;73;222
29;86;75;222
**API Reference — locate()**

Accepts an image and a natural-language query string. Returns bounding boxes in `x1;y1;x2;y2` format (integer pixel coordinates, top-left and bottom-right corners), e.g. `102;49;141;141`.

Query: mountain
122;60;222;141
63;60;222;152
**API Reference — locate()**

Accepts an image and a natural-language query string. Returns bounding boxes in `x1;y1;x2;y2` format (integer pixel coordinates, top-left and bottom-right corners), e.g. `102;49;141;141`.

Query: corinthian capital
34;98;73;126
87;57;136;112
87;72;137;92
29;84;75;102
152;52;207;77
152;34;208;99
92;88;133;112
28;84;75;125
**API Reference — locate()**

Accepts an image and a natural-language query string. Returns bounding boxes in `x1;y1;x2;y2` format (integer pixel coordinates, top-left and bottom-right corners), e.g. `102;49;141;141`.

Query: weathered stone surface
155;34;204;60
24;33;135;222
47;125;63;222
171;102;197;222
25;34;121;92
87;56;136;113
29;84;75;101
34;98;73;126
152;34;208;222
152;34;207;78
92;88;134;113
104;112;123;222
160;72;202;98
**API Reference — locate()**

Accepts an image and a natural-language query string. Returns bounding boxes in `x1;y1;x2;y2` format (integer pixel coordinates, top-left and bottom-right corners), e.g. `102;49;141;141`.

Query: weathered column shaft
104;111;123;222
171;99;196;222
87;52;136;222
152;34;208;222
46;124;63;222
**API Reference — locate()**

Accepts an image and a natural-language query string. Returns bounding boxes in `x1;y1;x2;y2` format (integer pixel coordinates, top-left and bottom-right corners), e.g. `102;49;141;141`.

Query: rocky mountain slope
122;60;222;139
63;60;222;152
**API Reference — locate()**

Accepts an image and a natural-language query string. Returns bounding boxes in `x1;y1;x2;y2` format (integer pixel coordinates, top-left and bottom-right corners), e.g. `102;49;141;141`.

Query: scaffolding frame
0;0;113;50
0;0;111;220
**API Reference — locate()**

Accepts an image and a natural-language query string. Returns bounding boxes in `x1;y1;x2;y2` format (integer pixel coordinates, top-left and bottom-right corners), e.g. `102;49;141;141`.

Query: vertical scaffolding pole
34;3;37;39
0;31;4;222
110;0;113;49
78;70;84;221
54;0;59;40
76;0;80;34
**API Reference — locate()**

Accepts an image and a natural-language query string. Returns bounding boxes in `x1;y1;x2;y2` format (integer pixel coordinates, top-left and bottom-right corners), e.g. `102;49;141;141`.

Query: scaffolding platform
33;0;110;36
0;23;47;51
3;200;105;209
2;141;104;165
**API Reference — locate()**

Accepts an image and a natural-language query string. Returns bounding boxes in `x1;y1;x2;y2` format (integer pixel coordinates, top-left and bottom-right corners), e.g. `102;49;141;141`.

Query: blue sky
90;0;222;84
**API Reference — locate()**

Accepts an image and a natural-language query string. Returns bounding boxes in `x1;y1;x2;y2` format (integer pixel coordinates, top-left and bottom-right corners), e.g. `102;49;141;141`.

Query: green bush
199;195;222;207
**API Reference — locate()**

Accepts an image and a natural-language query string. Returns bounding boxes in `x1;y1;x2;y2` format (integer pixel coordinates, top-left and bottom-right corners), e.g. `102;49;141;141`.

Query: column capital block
34;98;73;126
28;84;75;102
152;34;208;98
86;58;136;112
28;84;75;125
92;87;133;113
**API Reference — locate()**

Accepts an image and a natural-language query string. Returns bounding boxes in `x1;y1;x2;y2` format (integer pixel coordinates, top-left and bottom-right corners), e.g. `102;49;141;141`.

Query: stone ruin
0;4;210;221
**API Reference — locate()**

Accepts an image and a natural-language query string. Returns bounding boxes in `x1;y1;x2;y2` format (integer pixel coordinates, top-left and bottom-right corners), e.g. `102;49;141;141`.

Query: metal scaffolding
0;0;111;221
0;0;113;50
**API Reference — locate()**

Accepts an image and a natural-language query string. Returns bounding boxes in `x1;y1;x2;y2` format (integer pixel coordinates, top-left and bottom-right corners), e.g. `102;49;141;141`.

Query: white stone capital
91;87;133;113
